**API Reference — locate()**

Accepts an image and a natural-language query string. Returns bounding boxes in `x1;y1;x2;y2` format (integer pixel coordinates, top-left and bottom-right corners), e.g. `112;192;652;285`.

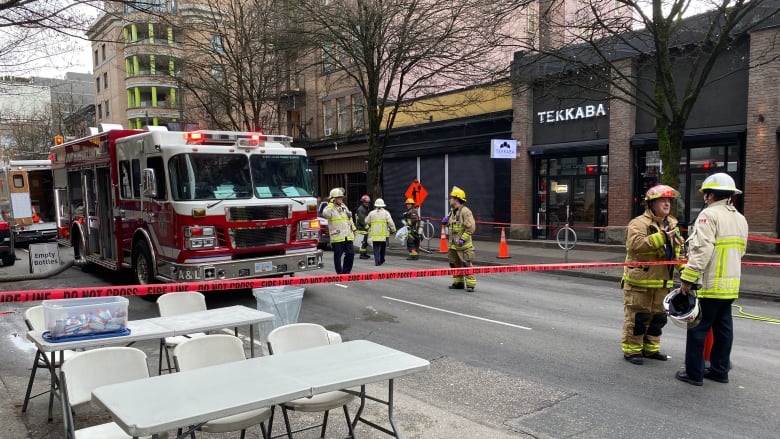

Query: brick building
510;15;780;252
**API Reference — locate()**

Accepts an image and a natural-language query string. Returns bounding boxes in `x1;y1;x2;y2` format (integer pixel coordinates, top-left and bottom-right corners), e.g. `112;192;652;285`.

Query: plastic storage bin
252;286;305;340
42;296;129;339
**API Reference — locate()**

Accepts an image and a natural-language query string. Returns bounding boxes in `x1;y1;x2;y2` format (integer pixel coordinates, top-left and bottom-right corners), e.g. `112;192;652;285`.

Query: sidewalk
391;237;780;298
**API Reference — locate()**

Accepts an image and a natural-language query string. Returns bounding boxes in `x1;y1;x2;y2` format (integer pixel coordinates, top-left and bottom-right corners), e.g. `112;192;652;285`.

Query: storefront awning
528;139;608;156
631;124;746;146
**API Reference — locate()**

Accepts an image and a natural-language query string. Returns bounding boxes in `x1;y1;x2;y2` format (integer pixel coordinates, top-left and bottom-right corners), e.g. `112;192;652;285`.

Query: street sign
404;180;428;206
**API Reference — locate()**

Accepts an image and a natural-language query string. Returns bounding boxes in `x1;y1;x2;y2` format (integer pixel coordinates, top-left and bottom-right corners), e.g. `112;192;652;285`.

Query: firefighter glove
457;238;465;246
441;216;449;225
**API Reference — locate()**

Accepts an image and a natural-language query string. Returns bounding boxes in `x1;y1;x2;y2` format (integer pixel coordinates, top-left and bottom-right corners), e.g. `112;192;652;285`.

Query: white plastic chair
22;305;79;414
173;334;271;439
59;347;156;439
267;323;355;439
156;291;207;374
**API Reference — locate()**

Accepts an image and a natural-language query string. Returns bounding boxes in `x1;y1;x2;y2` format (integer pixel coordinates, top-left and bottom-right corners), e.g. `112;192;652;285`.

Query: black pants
685;298;734;381
372;240;387;266
332;240;355;274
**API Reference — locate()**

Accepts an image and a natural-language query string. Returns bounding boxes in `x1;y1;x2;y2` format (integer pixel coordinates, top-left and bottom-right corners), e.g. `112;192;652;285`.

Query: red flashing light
0;221;9;231
702;161;711;169
586;165;596;174
184;132;204;142
250;133;266;142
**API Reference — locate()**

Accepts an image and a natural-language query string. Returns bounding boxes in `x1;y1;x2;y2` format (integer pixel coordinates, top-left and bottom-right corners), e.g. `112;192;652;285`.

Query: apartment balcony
127;105;179;121
125;73;178;88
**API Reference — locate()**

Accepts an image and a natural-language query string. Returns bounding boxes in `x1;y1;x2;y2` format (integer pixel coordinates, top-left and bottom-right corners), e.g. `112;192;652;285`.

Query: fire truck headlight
185;226;217;250
297;220;320;241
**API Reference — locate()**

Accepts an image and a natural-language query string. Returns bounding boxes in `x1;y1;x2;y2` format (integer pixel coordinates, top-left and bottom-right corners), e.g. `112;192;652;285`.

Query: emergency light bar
183;130;293;147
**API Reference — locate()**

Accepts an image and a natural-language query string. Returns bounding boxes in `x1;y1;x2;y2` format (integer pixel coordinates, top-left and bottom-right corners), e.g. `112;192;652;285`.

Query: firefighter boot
406;249;419;260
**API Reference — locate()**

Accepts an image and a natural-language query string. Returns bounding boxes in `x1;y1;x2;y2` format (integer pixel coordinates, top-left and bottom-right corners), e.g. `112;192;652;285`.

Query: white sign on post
29;242;60;274
490;139;518;159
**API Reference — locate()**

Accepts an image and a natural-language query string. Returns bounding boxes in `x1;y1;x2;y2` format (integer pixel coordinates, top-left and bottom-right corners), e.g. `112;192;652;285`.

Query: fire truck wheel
133;241;155;285
1;254;15;266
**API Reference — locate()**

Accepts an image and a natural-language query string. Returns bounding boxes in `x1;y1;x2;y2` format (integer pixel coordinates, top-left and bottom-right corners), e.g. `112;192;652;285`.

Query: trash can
252;286;305;340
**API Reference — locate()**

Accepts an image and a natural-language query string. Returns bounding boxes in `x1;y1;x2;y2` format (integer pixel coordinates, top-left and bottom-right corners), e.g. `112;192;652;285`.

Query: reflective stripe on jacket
365;208;396;242
622;209;683;289
448;205;475;250
681;199;748;299
323;202;355;243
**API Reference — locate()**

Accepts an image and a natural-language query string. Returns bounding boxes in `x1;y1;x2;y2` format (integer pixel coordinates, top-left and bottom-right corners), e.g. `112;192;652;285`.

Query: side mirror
141;168;158;198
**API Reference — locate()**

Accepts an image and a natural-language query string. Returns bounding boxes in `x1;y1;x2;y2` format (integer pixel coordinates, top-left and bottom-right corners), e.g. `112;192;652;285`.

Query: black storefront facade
511;33;775;248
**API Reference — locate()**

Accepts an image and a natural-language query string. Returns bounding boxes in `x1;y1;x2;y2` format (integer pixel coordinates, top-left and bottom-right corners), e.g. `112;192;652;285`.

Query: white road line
334;283;349;288
382;296;532;331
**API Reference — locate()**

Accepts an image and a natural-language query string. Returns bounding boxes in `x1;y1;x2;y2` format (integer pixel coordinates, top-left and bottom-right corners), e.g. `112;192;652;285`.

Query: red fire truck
50;127;323;284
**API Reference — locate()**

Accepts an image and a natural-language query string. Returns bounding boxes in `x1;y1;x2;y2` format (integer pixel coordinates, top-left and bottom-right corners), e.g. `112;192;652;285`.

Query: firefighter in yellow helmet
441;186;476;292
403;197;421;260
675;173;748;386
621;184;684;365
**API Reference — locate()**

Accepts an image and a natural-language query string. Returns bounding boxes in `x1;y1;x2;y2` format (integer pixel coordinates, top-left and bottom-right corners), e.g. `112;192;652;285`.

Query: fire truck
0;159;58;243
50;127;323;284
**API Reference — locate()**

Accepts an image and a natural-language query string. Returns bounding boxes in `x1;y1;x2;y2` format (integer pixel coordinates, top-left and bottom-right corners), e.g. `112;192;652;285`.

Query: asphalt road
2;246;780;438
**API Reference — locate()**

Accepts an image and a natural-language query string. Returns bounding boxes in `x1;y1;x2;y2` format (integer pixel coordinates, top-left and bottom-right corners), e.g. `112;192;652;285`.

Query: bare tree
177;0;300;132
0;107;53;159
292;0;526;197
515;0;780;187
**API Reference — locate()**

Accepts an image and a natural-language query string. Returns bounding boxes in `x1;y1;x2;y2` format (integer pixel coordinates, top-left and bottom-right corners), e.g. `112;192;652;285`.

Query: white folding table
26;305;273;421
92;340;431;438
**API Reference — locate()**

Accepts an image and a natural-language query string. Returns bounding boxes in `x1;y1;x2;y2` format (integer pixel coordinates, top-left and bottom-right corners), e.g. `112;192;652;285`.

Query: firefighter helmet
374;198;386;208
329;188;345;198
700;173;742;194
449;186;467;202
645;184;680;202
663;288;702;329
405;197;415;205
361;194;371;202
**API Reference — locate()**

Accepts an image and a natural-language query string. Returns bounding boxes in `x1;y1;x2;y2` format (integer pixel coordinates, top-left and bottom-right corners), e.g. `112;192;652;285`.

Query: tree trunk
657;120;684;189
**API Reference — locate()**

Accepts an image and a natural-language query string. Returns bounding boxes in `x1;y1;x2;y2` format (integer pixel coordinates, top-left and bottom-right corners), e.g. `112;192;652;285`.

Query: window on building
210;34;225;55
96;77;100;93
101;44;106;61
97;103;103;119
103;72;108;89
528;4;538;36
211;64;225;83
322;42;334;71
105;101;110;117
352;94;364;131
336;97;348;133
323;102;333;135
94;49;99;67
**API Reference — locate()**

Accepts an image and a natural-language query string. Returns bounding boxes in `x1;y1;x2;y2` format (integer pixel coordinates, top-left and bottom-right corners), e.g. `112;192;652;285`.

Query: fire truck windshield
168;153;312;201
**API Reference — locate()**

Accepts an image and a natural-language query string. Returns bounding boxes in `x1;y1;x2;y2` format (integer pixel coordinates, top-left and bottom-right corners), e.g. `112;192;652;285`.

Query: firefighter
441;186;476;292
675;173;748;386
621;185;684;365
355;194;372;259
322;188;357;274
403;197;421;260
364;198;396;266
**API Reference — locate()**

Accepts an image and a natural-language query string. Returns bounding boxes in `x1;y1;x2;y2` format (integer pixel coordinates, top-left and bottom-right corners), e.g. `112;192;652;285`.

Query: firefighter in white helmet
621;184;684;365
364;198;396;266
441;186;476;292
675;173;748;386
322;188;357;274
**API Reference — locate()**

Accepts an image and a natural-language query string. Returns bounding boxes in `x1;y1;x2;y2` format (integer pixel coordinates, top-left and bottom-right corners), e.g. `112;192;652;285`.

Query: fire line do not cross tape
2;259;776;303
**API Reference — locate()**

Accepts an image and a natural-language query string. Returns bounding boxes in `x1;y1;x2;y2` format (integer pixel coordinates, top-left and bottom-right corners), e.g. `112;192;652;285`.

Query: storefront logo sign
490;139;517;159
537;104;607;124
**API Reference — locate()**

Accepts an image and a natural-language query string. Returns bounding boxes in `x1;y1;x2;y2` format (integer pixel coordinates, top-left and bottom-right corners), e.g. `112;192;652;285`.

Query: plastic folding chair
156;291;207;374
59;347;157;438
21;306;78;415
267;323;355;439
173;334;271;439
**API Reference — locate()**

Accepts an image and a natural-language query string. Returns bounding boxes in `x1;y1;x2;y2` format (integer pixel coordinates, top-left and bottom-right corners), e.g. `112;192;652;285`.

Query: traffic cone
497;227;511;259
703;328;714;362
439;225;448;253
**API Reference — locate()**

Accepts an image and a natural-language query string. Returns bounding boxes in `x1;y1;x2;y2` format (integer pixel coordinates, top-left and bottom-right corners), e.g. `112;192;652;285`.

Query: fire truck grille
227;205;290;221
230;226;288;248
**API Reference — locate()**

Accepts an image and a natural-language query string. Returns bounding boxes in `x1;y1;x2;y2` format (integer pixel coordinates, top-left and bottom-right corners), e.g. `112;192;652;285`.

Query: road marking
334;283;349;288
382;296;532;331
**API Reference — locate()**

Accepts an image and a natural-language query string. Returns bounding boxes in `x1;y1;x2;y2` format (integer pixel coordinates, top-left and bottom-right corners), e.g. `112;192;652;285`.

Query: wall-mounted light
757;114;765;123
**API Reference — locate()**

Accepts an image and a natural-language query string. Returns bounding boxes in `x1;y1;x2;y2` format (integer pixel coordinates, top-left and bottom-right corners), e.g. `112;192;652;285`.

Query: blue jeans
685;298;734;381
373;240;387;265
332;240;355;274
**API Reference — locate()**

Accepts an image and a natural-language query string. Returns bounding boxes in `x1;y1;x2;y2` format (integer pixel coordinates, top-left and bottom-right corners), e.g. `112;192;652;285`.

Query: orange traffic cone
703;328;714;362
439;225;448;253
497;227;511;259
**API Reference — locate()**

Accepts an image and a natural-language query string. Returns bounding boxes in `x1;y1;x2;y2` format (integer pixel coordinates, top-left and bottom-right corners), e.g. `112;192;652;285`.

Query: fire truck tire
133;241;155;285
